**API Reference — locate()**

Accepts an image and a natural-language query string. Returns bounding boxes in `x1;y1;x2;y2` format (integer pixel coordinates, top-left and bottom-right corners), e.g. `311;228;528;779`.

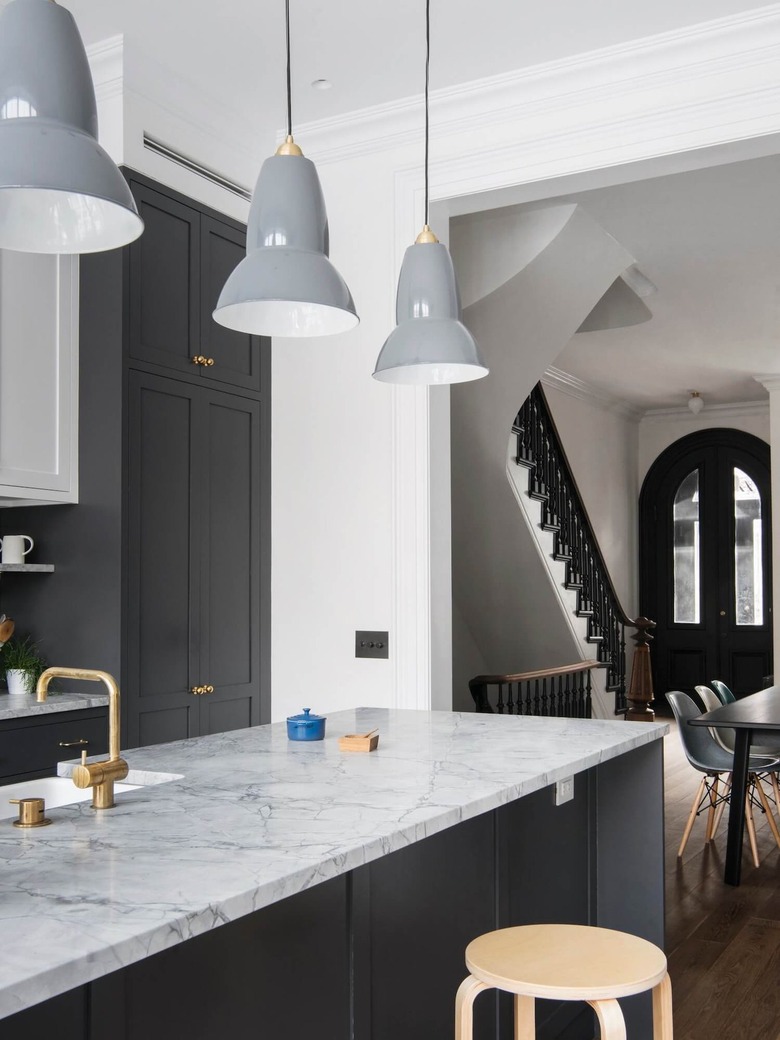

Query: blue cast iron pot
287;707;326;741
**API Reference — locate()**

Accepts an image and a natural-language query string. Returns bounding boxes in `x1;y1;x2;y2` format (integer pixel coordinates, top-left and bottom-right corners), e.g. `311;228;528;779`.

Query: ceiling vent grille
143;134;252;202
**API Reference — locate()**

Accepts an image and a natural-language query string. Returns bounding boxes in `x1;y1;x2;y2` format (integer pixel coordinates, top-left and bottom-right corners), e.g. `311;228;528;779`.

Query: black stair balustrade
511;384;656;718
470;661;601;719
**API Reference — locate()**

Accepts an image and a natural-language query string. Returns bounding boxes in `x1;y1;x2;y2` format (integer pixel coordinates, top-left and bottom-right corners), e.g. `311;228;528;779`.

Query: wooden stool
456;924;672;1040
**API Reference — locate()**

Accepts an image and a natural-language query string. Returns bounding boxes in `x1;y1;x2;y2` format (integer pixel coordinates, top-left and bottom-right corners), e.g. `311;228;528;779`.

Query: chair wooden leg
705;776;719;842
770;771;780;811
514;994;535;1040
587;998;627;1040
652;973;673;1040
711;774;731;840
678;777;706;857
455;975;491;1040
755;777;780;851
745;790;760;868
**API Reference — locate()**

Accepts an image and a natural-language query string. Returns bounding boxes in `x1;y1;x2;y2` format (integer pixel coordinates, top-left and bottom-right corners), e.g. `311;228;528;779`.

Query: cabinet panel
0;251;78;502
198;392;261;734
200;217;263;392
128;183;199;376
127;372;200;747
0;711;108;782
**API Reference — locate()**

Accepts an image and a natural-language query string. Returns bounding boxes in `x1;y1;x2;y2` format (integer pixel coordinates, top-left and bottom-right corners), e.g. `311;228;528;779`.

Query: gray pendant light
373;0;487;385
0;0;143;254
213;0;358;338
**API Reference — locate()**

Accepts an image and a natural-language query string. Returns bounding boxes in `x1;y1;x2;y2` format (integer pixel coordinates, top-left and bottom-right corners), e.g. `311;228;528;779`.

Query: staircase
512;385;631;714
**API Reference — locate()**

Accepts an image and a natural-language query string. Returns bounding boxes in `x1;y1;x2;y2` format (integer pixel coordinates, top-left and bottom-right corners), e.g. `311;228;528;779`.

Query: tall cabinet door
196;389;262;735
126;372;201;747
200;216;264;393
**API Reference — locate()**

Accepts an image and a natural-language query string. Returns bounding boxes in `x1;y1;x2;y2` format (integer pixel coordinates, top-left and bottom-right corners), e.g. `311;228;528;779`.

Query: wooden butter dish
338;729;379;753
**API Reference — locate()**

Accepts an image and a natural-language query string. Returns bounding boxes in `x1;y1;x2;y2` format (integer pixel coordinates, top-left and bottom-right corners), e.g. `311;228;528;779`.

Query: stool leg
514;994;535;1040
587;998;626;1040
455;975;491;1040
652;972;673;1040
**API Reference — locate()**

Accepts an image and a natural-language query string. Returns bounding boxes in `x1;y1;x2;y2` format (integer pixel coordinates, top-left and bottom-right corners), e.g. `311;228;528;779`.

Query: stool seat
466;924;668;1001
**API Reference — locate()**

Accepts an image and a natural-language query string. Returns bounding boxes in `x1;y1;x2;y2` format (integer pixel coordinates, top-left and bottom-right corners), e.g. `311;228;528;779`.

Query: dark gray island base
2;739;663;1040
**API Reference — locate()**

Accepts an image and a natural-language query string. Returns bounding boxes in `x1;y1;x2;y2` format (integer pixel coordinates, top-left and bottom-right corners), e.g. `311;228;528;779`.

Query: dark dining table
690;685;780;885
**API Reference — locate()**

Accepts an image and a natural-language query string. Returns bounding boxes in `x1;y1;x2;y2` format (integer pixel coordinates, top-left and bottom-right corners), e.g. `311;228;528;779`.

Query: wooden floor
664;720;780;1040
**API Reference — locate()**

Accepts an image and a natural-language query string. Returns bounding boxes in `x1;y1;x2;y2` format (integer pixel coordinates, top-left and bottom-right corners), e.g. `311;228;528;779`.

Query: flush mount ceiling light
688;391;704;415
373;0;487;385
0;0;143;254
213;0;358;338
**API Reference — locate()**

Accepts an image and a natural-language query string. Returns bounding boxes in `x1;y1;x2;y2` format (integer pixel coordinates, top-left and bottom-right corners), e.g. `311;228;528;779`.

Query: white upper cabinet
0;250;79;505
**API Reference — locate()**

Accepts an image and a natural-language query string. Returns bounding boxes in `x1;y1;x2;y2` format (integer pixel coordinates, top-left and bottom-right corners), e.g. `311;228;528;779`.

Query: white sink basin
0;768;181;822
0;776;141;821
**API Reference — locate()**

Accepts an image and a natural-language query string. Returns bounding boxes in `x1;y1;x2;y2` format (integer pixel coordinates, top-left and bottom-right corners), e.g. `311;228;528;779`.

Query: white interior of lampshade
0;187;143;254
213;298;360;338
372;361;489;385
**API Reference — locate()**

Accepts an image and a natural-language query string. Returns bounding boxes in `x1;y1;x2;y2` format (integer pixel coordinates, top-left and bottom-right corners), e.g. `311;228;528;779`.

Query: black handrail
514;385;633;713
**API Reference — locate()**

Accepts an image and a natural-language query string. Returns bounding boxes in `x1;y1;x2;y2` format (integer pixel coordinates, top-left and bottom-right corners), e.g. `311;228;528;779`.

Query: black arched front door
640;429;772;699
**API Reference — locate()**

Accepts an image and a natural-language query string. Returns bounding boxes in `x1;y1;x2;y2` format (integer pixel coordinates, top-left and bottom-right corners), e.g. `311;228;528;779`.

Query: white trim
755;375;780;393
87;36;124;103
541;367;643;421
299;5;780;165
641;400;769;421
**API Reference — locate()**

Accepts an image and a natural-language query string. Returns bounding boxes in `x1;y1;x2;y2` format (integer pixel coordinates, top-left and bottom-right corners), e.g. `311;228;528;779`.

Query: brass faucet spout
37;667;128;808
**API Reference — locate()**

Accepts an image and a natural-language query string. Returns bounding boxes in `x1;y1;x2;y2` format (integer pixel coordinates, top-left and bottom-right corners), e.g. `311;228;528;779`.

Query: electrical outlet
355;631;389;659
555;776;574;806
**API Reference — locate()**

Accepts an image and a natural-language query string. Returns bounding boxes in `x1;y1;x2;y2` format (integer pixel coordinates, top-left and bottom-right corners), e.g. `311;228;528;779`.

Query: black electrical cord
285;0;293;137
424;0;430;226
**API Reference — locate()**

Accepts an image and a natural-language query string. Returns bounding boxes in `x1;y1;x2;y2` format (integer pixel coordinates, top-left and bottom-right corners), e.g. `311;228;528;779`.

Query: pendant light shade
0;0;143;254
213;149;358;337
213;0;358;338
372;0;487;386
373;237;487;384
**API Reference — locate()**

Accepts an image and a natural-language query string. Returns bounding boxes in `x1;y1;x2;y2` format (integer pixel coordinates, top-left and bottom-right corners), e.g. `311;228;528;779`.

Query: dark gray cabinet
0;709;108;784
128;180;262;393
126;372;262;747
1;170;270;751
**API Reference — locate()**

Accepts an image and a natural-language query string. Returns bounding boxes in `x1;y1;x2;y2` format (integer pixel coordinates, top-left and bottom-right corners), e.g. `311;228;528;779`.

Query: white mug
1;535;33;565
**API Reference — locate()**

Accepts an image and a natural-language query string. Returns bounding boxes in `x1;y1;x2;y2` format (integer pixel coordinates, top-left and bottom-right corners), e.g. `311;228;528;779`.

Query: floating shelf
0;564;54;573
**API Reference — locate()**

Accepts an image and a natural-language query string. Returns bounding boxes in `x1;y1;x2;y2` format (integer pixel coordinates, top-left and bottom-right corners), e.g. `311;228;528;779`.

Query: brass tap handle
9;797;51;828
58;738;88;748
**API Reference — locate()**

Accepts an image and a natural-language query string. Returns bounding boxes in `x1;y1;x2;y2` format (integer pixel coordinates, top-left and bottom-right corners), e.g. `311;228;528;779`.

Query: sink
0;769;181;822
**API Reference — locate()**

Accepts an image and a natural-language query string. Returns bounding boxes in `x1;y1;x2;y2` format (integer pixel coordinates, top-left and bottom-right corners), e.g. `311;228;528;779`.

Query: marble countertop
0;690;109;721
0;707;666;1020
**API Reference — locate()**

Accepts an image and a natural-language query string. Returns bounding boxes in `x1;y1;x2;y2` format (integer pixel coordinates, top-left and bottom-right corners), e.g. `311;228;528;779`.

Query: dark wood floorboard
664;722;780;1039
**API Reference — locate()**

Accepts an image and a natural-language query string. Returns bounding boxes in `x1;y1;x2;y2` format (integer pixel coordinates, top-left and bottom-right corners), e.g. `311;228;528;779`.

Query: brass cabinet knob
190;685;205;696
203;684;214;694
190;355;215;367
204;357;215;367
9;797;51;828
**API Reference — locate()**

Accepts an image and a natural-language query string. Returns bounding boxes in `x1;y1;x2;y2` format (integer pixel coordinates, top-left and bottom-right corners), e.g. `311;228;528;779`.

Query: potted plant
2;636;47;696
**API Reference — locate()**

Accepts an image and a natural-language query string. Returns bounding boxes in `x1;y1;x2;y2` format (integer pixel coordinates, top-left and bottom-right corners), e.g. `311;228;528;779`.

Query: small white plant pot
6;669;33;696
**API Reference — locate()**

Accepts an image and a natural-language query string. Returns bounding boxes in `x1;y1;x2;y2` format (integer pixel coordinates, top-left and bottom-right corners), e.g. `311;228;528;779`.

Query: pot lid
287;707;326;723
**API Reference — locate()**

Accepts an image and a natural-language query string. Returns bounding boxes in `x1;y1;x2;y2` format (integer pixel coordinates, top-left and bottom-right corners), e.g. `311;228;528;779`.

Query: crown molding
755;374;780;393
641;399;769;421
541;367;643;421
297;4;780;166
87;35;124;104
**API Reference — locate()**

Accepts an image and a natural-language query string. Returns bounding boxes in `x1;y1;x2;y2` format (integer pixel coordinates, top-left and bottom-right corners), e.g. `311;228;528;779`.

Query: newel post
625;617;657;721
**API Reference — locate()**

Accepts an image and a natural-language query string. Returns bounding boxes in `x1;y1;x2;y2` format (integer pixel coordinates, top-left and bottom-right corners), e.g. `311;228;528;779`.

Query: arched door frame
640;427;772;698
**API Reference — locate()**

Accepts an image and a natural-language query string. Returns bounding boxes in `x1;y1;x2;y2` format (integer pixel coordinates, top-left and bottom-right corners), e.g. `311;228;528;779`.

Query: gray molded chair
666;691;780;865
706;681;780;759
710;679;736;705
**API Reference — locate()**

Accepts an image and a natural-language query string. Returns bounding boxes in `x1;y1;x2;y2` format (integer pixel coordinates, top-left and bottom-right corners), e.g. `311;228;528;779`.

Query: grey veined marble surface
0;707;666;1020
0;690;109;721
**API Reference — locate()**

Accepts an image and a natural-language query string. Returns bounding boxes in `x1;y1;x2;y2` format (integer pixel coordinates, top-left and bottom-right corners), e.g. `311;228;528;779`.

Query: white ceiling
538;154;780;410
60;0;773;137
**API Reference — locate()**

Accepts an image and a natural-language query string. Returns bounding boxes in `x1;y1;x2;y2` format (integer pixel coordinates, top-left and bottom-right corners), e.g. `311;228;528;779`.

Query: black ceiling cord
424;0;430;226
285;0;293;138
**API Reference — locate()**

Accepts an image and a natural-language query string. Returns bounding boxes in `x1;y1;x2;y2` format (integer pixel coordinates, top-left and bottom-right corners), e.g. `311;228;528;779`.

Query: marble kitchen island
0;708;666;1040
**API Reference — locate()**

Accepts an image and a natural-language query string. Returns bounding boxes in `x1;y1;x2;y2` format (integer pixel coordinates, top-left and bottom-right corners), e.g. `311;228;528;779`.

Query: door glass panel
673;469;700;624
734;467;763;626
